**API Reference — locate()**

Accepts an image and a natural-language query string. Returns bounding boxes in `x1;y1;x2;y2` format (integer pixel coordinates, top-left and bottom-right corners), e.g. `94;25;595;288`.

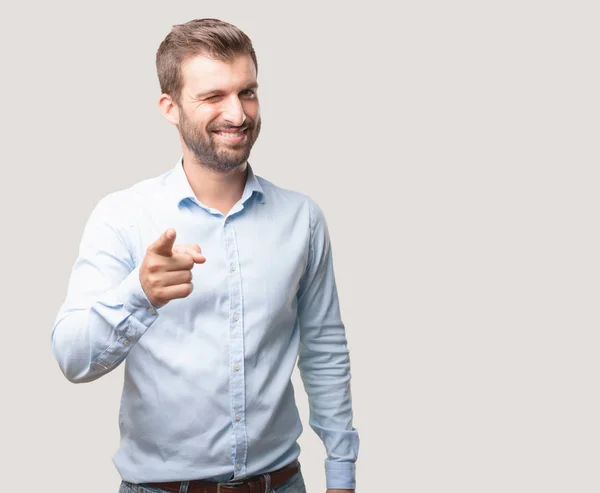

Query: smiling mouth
213;128;248;144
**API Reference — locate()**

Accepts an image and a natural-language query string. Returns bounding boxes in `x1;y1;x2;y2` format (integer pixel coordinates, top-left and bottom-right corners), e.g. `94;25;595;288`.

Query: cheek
243;101;260;120
189;107;219;129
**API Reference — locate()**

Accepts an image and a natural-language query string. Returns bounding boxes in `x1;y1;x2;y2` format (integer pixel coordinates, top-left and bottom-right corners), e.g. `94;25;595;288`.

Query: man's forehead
181;54;257;90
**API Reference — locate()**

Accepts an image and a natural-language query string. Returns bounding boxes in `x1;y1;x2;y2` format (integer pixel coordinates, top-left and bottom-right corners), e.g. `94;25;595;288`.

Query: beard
178;109;261;173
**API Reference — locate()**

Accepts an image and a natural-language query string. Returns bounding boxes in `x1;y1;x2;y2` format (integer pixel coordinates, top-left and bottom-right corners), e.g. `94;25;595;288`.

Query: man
51;18;358;493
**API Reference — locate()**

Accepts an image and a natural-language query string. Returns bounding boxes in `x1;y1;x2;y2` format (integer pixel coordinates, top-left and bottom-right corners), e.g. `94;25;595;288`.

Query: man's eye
240;90;256;98
203;95;221;101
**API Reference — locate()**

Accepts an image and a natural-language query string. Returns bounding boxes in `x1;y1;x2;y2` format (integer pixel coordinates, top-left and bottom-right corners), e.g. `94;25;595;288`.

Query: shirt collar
166;157;265;207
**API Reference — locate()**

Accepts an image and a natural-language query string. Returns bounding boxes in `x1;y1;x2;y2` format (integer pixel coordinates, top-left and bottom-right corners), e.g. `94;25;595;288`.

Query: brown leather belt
146;460;299;493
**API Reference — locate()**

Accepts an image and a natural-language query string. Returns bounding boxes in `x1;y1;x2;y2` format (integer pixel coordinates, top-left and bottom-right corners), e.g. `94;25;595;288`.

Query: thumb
149;228;176;256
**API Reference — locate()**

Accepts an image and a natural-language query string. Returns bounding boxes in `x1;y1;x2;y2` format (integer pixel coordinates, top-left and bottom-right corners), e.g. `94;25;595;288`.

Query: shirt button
230;264;236;272
233;314;239;322
148;307;157;315
236;464;241;470
123;339;130;346
235;413;241;421
234;364;240;371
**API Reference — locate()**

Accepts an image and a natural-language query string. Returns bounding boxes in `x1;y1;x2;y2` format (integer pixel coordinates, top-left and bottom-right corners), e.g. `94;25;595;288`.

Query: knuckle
155;288;168;304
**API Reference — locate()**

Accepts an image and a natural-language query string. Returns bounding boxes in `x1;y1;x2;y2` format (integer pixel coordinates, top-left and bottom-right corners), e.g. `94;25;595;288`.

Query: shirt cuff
325;460;356;490
118;266;160;329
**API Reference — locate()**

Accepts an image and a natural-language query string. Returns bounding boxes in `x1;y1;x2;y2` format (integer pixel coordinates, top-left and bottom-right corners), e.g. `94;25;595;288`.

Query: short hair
156;18;258;103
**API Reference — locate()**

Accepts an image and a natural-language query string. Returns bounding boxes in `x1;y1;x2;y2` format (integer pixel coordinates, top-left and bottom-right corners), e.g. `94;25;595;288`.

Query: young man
51;18;358;493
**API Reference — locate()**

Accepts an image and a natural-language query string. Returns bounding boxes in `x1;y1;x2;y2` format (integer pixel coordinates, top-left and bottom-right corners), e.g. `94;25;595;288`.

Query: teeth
218;132;244;138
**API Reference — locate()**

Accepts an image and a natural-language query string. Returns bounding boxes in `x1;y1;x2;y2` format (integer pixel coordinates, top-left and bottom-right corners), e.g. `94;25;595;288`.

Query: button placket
224;218;247;477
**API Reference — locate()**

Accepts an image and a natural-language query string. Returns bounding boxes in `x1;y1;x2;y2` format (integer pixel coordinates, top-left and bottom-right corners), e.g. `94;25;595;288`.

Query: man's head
157;18;261;172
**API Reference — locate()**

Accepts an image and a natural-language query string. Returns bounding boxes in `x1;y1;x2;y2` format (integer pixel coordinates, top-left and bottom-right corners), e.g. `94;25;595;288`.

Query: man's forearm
51;266;159;382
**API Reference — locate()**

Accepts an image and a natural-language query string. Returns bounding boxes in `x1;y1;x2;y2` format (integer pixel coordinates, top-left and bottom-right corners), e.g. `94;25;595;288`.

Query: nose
221;95;246;127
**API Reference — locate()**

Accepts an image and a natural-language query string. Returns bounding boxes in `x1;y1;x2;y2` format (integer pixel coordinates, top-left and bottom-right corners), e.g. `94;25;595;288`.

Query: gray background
1;1;598;492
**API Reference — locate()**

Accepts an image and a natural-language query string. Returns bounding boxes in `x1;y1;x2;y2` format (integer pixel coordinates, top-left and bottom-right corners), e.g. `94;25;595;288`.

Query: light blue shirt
51;159;359;490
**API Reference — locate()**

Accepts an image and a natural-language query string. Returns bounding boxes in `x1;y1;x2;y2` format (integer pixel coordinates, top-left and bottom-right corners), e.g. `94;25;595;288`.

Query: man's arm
296;198;359;492
51;196;159;383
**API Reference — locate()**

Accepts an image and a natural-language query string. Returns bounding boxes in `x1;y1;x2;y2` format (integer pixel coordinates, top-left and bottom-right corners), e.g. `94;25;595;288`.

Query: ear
158;93;180;125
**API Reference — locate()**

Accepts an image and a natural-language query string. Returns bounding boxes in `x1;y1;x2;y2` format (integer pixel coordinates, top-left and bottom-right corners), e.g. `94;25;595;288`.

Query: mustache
208;121;254;132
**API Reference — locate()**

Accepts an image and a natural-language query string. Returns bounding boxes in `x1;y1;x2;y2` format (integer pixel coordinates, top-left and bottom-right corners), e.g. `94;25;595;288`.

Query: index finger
148;228;176;256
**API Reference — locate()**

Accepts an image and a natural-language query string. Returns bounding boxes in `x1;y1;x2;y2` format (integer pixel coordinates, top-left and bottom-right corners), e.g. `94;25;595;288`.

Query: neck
181;149;248;213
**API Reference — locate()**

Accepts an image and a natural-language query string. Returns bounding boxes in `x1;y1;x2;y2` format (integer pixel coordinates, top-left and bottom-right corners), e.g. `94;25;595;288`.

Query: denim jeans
119;466;306;493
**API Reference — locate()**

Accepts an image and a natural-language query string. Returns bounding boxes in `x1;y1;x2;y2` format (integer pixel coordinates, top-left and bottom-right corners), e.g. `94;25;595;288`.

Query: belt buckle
216;480;244;492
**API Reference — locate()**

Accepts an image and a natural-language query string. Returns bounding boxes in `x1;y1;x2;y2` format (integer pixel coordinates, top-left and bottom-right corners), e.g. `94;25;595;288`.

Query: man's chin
218;147;251;164
204;152;251;172
188;140;253;171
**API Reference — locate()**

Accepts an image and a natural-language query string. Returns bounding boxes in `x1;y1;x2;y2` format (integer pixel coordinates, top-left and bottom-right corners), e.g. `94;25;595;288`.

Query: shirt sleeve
51;195;159;383
296;198;360;491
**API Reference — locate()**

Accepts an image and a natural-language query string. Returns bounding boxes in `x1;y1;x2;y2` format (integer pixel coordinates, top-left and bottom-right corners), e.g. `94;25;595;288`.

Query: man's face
176;54;261;172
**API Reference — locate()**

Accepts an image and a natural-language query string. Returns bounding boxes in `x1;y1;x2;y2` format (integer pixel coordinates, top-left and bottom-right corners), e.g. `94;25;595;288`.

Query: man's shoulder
92;168;172;223
254;174;318;211
255;174;327;226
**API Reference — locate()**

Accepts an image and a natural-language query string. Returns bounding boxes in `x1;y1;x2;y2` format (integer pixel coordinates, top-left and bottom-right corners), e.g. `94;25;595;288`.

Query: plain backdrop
1;1;599;492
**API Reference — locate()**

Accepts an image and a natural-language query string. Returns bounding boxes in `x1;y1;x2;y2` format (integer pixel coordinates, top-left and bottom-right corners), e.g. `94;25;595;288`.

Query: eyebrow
193;83;259;100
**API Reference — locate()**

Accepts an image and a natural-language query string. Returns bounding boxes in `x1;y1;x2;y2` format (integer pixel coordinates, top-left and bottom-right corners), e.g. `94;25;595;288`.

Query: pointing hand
140;228;206;308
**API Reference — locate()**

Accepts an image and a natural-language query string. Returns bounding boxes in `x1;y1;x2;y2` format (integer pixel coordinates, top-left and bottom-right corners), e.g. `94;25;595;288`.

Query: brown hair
156;18;258;102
